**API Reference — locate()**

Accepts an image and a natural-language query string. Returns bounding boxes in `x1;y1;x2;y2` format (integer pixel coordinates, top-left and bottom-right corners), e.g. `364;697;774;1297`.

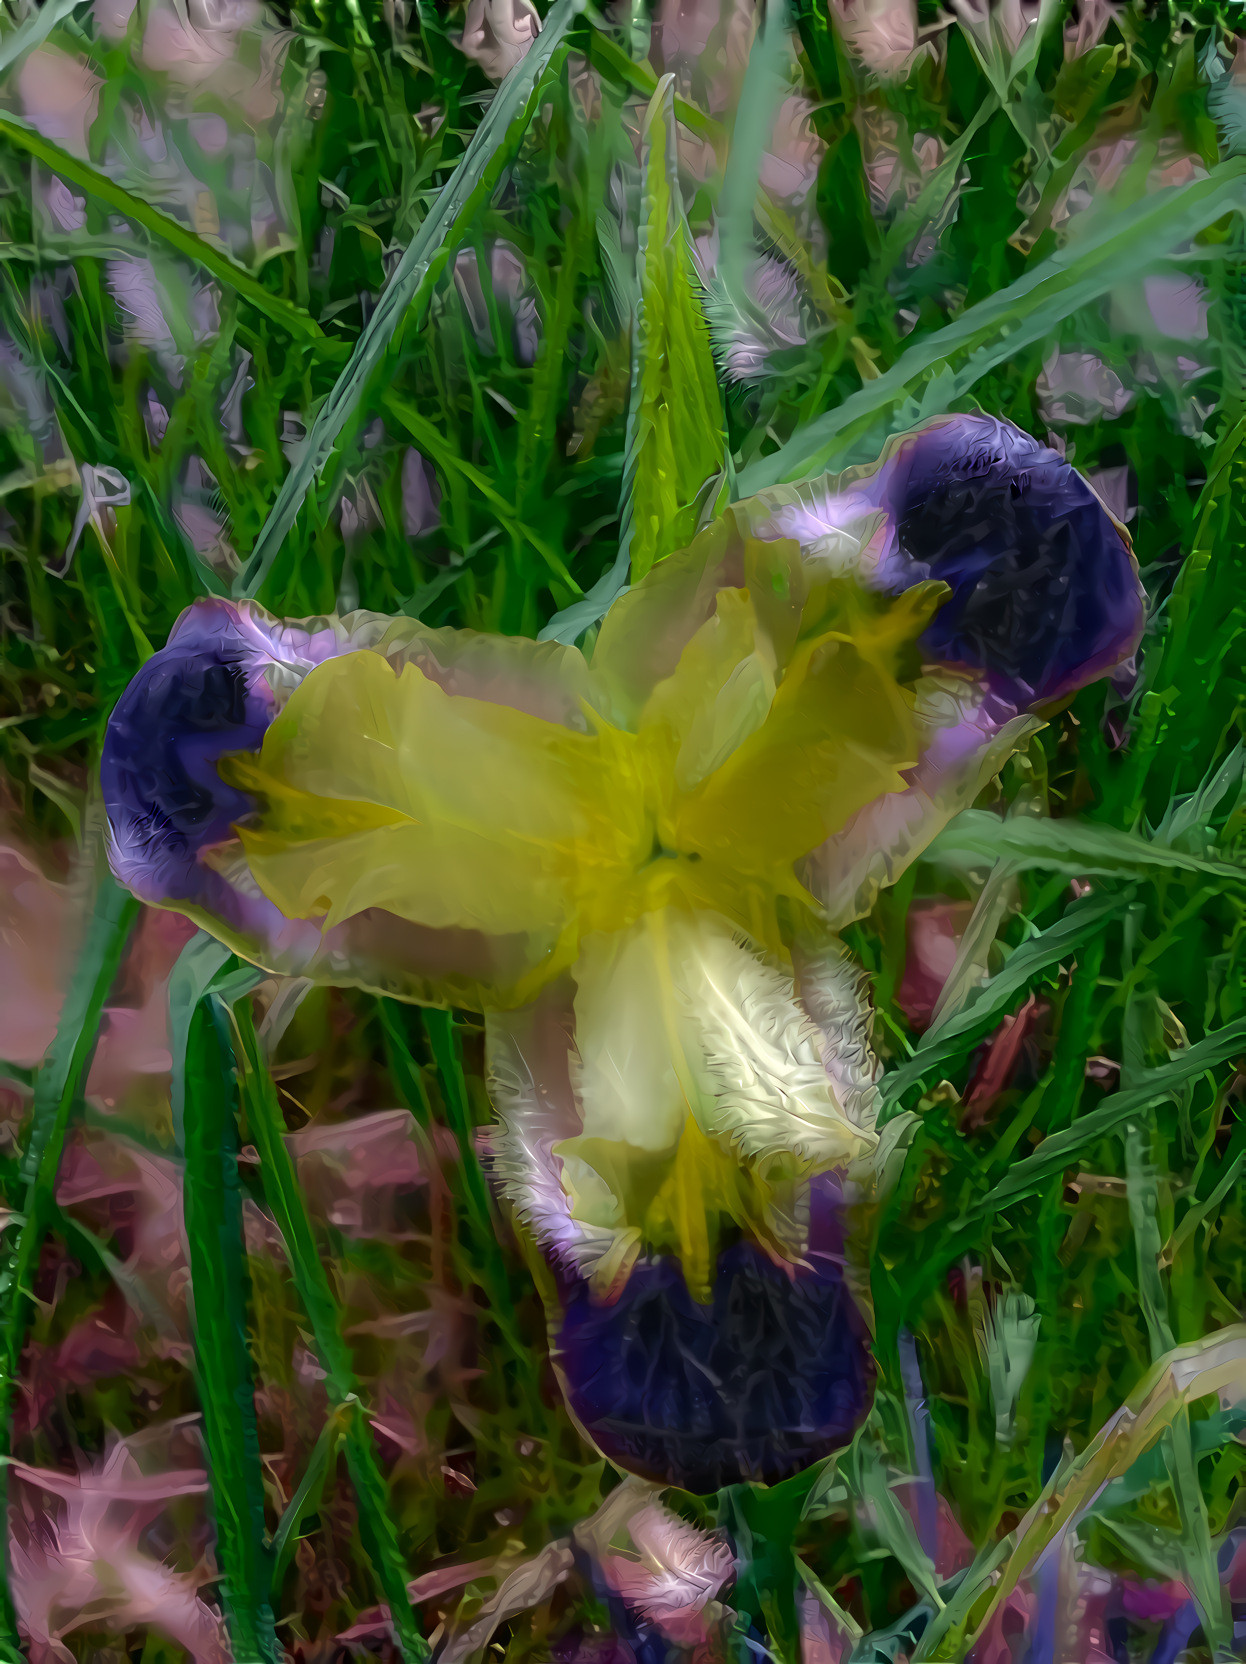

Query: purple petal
854;413;1145;707
552;1195;873;1493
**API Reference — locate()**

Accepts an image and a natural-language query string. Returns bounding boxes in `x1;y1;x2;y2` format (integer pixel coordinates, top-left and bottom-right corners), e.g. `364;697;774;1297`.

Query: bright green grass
1;0;1245;1659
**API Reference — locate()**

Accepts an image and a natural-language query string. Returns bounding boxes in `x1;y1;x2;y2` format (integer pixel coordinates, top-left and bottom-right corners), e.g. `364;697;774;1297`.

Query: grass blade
0;871;138;1655
879;889;1130;1117
964;1013;1246;1219
422;1009;543;1414
621;74;726;585
236;0;583;602
713;0;792;332
168;933;233;1143
927;808;1246;883
0;115;322;344
0;0;83;77
736;156;1246;492
586;30;726;158
378;997;435;1127
268;1400;352;1599
957;1325;1246;1660
1123;1118;1229;1648
181;1000;281;1664
224;998;427;1662
541;69;726;642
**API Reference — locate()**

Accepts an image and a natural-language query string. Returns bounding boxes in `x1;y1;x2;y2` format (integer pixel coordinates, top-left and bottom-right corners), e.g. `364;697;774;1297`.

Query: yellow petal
592;520;808;728
224;649;646;987
639;587;776;793
671;582;946;875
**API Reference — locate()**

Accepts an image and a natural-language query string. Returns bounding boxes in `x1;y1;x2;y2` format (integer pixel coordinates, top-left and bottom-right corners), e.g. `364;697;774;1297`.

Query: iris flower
102;415;1144;1492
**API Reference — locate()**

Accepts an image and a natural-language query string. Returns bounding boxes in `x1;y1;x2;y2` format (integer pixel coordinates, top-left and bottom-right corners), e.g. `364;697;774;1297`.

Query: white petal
485;995;629;1279
671;913;878;1168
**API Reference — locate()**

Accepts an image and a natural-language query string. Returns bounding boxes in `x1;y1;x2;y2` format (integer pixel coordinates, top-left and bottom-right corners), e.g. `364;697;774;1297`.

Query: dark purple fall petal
100;598;275;908
552;1175;872;1493
553;1240;873;1493
864;415;1144;706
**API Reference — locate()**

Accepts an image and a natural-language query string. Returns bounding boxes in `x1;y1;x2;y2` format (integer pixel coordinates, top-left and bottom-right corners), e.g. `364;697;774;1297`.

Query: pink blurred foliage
893;1481;975;1580
106;256;177;352
14;1284;141;1451
453;243;542;365
8;1424;225;1664
598;1503;734;1646
18;0;289;438
175;457;240;579
90;908;199;1106
651;0;825;202
56;1133;190;1332
798;1585;854;1664
1052;133;1207;232
1037;350;1134;427
899;901;1047;1119
897;899;973;1032
948;0;1041;56
1143;273;1210;341
1087;464;1133;526
288;1107;431;1239
17;49;100;160
658;0;734;66
962;993;1046;1124
856;106;948;250
0;843;75;1071
0;832;195;1102
336;1558;494;1645
1064;0;1120;57
457;0;541;81
51;1296;142;1385
402;448;443;538
140;0;289;126
760;97;824;202
829;0;932;80
968;1563;1195;1664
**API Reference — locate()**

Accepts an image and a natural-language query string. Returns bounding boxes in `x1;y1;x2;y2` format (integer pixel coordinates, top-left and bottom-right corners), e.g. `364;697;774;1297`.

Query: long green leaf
736;156;1246;492
1123;1120;1229;1647
1110;414;1246;826
268;1400;352;1599
964;1014;1246;1218
225;998;427;1662
540;69;726;644
616;73;725;585
384;392;580;593
236;0;582;602
879;889;1130;1117
713;0;792;328
927;808;1246;882
168;932;233;1145
0;872;138;1657
0;115;322;344
422;1009;543;1417
181;1000;281;1664
955;1325;1246;1659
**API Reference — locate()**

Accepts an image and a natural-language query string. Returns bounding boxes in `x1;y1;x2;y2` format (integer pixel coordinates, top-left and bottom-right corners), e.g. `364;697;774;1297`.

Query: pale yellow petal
226;649;645;978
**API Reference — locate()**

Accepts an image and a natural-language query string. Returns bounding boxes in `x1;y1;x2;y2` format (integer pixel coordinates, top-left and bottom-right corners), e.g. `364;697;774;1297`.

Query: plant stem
225;997;428;1662
0;873;137;1660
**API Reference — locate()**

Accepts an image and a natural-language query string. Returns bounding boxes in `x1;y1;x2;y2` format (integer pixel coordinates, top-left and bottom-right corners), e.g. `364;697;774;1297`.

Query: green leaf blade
621;76;726;585
181;1001;281;1664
